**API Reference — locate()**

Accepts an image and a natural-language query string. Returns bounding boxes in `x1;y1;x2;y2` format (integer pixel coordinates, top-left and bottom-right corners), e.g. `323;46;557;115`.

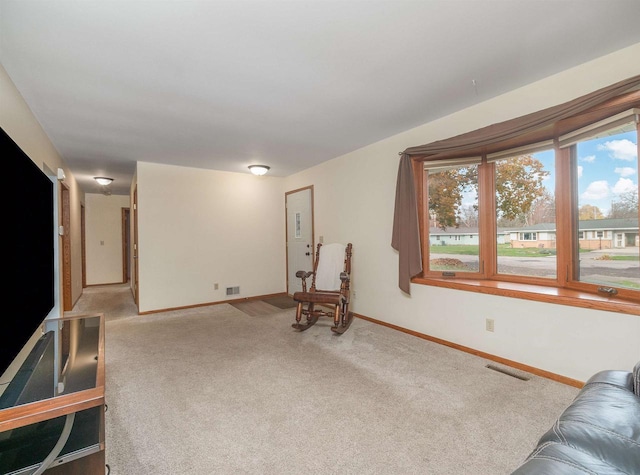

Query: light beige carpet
68;284;578;474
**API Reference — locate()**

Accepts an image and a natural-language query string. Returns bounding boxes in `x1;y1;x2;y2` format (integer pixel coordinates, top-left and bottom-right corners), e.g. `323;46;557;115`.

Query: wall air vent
485;364;530;381
226;286;240;296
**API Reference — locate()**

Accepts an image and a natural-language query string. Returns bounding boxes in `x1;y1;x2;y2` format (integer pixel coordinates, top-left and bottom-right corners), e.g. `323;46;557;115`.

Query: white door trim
285;186;314;295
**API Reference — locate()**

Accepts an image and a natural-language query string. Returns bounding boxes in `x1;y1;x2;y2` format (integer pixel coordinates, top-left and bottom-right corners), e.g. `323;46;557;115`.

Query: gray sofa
512;361;640;474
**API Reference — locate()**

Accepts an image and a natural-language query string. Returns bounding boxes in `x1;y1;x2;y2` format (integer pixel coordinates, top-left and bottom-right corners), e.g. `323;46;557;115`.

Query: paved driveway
430;248;639;285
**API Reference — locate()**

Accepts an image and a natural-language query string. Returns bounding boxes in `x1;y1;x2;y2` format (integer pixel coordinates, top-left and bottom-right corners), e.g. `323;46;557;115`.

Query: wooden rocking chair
292;242;353;335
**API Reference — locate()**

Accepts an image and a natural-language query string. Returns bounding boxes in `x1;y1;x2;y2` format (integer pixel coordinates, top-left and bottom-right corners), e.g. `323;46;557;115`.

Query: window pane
575;124;639;291
495;150;557;278
427;164;479;273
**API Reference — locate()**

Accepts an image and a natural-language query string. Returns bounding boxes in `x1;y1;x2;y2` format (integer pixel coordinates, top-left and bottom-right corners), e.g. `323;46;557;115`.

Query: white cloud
612;177;636;194
614;166;636;177
581;180;610;200
580;155;596;163
577;165;583;178
597;139;637;161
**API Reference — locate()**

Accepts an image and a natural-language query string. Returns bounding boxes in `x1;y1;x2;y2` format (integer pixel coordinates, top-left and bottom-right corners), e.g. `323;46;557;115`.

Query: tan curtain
391;153;422;293
392;74;640;293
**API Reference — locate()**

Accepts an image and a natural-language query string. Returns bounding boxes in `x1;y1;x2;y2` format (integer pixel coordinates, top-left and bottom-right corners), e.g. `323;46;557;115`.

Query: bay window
564;111;639;293
426;159;480;275
411;90;640;313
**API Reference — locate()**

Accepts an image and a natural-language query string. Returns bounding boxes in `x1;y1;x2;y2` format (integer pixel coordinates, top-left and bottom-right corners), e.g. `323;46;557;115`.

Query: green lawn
613;280;640;289
428;243;639;257
596;255;640;261
429;243;557;257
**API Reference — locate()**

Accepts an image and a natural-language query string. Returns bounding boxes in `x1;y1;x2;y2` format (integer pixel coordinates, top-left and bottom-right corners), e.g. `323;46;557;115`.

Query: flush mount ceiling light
248;165;270;176
94;177;114;186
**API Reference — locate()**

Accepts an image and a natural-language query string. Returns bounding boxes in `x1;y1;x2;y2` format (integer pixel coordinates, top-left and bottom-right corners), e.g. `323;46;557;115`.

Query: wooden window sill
412;276;640;316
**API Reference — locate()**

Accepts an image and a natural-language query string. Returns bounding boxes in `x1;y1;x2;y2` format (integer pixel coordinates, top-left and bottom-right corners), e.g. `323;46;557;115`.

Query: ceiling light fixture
248;165;270;176
94;177;114;186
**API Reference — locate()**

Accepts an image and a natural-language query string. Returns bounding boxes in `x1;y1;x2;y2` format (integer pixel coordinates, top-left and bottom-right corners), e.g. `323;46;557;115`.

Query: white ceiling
2;0;640;195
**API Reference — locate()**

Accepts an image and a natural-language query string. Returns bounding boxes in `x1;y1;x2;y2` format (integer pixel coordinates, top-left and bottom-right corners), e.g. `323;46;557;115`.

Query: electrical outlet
352;290;357;299
214;283;219;290
486;318;495;332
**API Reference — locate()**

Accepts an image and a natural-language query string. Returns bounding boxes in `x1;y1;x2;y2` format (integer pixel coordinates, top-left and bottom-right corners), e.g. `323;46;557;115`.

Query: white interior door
286;187;313;294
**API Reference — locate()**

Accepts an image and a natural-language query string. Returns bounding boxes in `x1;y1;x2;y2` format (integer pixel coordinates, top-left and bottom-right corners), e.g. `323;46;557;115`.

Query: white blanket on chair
315;243;346;291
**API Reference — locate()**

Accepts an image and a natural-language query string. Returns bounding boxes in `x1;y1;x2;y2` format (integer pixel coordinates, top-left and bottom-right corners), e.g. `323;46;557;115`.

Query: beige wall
0;63;85;311
283;43;640;382
4;39;639;382
136;162;286;312
85;193;131;285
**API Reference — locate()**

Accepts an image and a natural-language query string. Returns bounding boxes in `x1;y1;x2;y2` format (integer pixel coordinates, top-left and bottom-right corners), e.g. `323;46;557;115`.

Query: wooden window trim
412;276;640;316
413;92;640;315
422;162;486;280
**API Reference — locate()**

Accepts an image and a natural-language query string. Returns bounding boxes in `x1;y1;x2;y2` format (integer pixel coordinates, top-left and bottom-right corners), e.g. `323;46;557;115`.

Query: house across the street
508;218;639;250
429;218;639;250
429;226;510;246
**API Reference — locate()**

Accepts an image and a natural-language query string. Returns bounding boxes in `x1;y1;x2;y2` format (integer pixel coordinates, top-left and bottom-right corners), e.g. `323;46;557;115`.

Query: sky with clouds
455;128;638;218
532;129;637;216
577;130;638;214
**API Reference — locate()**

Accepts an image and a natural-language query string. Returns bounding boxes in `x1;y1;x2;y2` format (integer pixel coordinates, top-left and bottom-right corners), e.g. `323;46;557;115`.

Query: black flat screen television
1;127;55;380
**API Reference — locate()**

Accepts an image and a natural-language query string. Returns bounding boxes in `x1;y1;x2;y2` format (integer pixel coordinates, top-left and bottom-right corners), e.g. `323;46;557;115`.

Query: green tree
579;204;604;220
608;190;638;219
428;166;477;229
526;189;555;225
459;204;479;227
429;155;549;229
495;155;549;222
